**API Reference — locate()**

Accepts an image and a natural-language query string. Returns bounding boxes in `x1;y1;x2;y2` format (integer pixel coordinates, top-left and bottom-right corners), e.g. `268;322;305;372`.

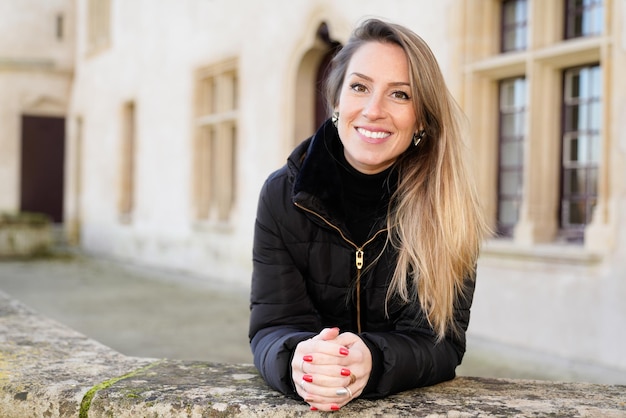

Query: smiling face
335;41;418;174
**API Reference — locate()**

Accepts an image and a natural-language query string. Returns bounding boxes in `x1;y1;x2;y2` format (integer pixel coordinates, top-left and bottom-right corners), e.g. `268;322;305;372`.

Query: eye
350;83;368;93
391;90;411;100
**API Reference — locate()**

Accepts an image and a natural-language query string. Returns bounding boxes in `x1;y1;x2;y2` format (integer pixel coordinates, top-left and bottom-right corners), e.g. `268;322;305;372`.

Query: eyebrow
348;72;410;87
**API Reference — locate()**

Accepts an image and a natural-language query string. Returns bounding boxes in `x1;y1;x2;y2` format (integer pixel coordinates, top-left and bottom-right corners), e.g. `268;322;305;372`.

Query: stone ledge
0;214;52;258
0;291;625;417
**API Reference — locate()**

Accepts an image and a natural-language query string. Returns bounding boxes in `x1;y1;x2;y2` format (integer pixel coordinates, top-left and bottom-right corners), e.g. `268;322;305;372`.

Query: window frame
500;0;529;53
118;101;136;223
193;59;239;225
461;0;611;254
559;63;602;241
496;76;527;237
87;0;111;53
564;0;604;40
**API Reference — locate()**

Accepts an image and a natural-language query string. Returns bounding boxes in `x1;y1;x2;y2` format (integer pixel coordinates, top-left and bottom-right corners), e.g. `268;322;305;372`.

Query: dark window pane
588;168;599;195
565;200;587;225
566;73;581;99
501;0;528;52
560;64;602;240
565;0;603;39
501;112;524;137
564;105;581;130
563;168;586;195
499;200;519;225
497;76;526;236
500;170;522;195
500;141;523;167
567;136;580;163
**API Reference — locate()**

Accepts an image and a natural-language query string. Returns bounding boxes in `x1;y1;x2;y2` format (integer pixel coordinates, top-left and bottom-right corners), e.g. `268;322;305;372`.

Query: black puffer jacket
249;120;474;398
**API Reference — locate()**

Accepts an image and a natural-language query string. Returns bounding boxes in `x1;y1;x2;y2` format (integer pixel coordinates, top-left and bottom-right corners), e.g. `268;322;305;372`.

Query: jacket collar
289;119;346;223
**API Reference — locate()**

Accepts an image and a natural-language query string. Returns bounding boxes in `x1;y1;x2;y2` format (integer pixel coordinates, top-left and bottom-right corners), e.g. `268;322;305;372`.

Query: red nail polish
331;404;340;411
303;374;313;382
339;347;349;356
341;368;351;376
310;406;318;411
303;355;313;362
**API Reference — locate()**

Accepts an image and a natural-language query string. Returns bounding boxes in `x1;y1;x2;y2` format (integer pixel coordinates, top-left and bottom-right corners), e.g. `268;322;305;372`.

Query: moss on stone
0;212;51;226
79;360;163;418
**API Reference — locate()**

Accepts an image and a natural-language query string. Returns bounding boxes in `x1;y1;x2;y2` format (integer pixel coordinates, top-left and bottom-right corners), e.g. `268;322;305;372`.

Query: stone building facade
1;0;625;376
0;0;74;224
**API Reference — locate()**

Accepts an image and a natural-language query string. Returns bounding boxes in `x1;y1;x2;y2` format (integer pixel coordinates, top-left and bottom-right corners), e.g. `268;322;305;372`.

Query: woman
249;18;489;412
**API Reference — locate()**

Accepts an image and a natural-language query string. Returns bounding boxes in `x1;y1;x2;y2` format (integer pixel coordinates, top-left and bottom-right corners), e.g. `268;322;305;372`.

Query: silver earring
332;111;339;128
413;130;425;146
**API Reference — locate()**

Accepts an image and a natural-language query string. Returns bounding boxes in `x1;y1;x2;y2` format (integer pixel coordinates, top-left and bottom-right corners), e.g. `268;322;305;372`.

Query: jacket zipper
294;201;387;334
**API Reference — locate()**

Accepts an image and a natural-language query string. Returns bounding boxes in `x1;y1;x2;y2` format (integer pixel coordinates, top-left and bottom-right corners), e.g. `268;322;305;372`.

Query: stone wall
0;291;624;417
0;213;52;257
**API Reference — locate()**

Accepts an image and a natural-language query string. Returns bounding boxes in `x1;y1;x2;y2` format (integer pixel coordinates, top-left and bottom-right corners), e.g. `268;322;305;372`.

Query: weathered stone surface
0;221;52;257
89;361;626;417
0;291;154;417
1;290;625;417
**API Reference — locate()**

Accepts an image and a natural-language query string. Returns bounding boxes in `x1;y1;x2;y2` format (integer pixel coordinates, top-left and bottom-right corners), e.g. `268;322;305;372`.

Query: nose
362;93;385;120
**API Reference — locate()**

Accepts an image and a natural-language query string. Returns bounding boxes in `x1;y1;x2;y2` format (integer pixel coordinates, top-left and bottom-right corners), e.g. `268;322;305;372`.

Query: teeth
357;128;390;139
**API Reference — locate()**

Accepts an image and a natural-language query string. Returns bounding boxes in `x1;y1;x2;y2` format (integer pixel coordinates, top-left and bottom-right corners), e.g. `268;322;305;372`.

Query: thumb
314;327;340;341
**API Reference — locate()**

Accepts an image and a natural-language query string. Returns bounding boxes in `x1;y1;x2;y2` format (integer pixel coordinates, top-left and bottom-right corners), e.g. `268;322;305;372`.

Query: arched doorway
314;23;341;129
293;22;341;147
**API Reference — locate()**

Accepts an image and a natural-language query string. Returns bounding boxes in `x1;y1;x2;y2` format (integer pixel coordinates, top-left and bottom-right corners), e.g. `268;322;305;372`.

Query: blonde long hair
326;19;490;340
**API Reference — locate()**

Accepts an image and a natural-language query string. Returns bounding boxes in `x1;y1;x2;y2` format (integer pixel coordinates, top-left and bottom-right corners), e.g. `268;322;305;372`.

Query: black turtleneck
334;145;396;245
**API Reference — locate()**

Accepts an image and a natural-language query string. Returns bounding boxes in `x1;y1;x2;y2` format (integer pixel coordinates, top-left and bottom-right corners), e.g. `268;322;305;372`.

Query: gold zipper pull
355;249;364;270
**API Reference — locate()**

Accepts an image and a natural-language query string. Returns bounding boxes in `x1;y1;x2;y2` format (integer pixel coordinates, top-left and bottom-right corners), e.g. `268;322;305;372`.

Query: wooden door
19;115;66;223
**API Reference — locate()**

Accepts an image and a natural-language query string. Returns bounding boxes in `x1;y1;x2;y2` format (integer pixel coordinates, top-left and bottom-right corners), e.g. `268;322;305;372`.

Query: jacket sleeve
360;275;475;398
248;174;319;395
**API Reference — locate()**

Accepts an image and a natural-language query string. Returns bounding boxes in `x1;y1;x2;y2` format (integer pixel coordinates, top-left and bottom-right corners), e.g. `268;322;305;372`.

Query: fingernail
303;374;313;383
341;368;351;376
331;404;340;411
339;347;349;356
336;388;348;396
331;327;340;331
310;406;318;411
303;355;313;362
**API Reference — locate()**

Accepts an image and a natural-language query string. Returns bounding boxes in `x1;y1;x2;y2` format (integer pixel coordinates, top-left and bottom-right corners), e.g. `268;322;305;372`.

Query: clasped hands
292;327;372;412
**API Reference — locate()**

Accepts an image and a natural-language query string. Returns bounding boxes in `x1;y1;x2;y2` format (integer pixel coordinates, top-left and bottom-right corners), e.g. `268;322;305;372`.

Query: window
56;14;64;40
87;0;111;52
560;65;601;241
497;77;526;237
194;60;238;223
463;0;610;251
501;0;528;52
564;0;603;39
119;101;136;222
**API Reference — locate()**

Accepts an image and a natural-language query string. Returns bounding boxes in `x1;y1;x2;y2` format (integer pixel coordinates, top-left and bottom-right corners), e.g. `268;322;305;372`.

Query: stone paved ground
0;252;252;364
1;251;625;385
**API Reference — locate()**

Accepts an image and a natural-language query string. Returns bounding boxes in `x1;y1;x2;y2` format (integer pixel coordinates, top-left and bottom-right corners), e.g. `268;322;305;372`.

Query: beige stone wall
65;0;458;283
